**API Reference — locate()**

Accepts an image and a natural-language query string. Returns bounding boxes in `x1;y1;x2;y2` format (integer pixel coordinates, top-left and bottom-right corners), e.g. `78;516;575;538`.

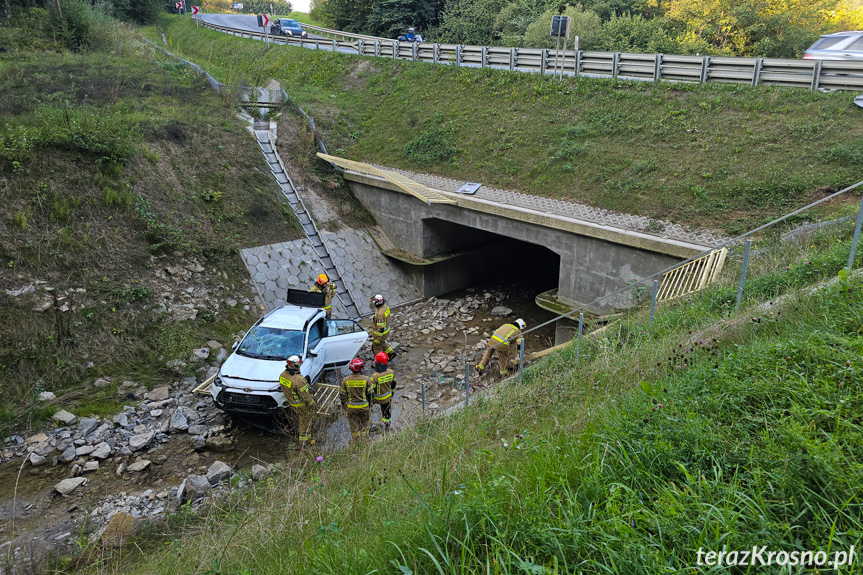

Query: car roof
259;305;319;330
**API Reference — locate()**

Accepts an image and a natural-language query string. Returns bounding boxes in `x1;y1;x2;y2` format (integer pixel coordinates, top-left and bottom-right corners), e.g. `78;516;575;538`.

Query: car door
303;316;327;383
322;319;369;369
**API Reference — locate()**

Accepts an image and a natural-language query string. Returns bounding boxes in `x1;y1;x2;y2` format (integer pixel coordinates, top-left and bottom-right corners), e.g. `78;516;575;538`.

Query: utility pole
54;0;62;19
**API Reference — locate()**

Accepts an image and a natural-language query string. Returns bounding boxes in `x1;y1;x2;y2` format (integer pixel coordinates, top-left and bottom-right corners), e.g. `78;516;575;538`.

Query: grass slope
0;36;302;428
149;16;863;234
88;221;863;574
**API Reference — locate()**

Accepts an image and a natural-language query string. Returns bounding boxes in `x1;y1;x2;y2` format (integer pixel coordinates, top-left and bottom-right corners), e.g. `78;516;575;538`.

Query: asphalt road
199;13;324;39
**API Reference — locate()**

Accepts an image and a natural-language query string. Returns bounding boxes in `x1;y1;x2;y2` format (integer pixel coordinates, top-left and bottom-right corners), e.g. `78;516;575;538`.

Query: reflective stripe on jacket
311;282;337;309
372;305;391;337
370;370;396;402
340;374;371;409
279;370;314;408
489;324;522;348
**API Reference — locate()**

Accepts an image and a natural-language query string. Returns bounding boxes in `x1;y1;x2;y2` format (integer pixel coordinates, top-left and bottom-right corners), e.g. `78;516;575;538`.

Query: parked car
270;18;307;38
803;31;863;60
211;303;367;415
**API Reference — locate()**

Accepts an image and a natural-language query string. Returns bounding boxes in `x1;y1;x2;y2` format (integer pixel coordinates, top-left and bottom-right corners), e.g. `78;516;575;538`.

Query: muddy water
0;281;557;570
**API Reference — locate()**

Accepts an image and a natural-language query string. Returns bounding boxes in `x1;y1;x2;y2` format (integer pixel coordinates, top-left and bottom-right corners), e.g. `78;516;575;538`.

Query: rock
38;391;56;402
146;386;171;402
206;461;232;485
82;461;99;473
490;306;512;317
54;477;87;495
76;445;96;457
190;436;207;451
150;409;163;417
5;284;35;297
112;413;129;427
29;452;47;467
100;512;135;548
77;418;98;436
59;446;77;463
52;410;77;426
187;424;208;436
169;409;188;432
177;474;211;504
129;432;155;452
165;359;187;373
34;442;56;457
93;378;112;388
216;348;228;363
32;297;53;312
204;436;233;453
251;464;269;481
225;298;237;308
206;340;223;352
126;460;151;472
190;348;210;362
90;442;111;460
25;433;49;444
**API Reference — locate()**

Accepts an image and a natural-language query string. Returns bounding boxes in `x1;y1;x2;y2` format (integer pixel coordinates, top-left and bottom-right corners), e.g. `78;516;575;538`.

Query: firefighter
311;273;338;318
340;358;373;442
369;351;397;430
370;294;395;360
279;355;317;448
476;319;526;377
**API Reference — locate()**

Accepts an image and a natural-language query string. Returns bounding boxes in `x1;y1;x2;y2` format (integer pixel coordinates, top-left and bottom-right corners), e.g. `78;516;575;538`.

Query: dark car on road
270;18;307;38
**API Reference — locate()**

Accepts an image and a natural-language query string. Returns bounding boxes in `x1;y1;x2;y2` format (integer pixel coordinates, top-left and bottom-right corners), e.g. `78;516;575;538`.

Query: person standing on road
369;352;397;430
476;319;525;377
279;355;317;449
311;273;338;318
370;294;395;360
340;358;374;443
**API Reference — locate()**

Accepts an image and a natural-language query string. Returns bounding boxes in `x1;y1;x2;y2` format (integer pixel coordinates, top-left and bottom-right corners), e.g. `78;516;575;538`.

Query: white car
211;304;368;415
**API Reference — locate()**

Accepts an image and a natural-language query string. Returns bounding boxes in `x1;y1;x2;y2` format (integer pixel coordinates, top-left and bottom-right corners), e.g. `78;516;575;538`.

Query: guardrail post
510;47;515;71
811;60;823;91
649;279;659;329
465;361;470;406
654;54;662;81
518;339;525;382
412;42;417;61
374;40;379;57
392;41;398;59
752;57;763;87
612;52;620;78
847;193;863;270
700;56;710;83
332;38;337;53
456;44;462;67
575;50;581;77
576;312;584;365
433;43;439;64
481;46;487;68
541;49;547;75
736;239;752;309
357;38;363;55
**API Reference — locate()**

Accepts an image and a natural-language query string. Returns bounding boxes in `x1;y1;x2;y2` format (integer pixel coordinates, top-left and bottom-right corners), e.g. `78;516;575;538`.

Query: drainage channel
252;123;361;319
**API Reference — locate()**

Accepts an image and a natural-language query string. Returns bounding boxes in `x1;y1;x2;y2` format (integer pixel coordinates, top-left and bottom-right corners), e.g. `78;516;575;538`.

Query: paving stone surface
373;165;732;248
240;229;421;316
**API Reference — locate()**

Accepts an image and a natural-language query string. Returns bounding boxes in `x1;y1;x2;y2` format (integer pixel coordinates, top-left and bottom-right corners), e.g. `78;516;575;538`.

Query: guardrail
199;19;863;91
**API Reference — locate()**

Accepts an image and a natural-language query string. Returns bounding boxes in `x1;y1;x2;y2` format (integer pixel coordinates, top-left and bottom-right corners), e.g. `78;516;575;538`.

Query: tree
594;13;679;52
433;0;511;44
365;0;441;38
241;0;293;15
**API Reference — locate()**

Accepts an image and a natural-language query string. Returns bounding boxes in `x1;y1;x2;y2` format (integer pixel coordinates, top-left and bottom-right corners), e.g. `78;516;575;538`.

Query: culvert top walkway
371;165;732;250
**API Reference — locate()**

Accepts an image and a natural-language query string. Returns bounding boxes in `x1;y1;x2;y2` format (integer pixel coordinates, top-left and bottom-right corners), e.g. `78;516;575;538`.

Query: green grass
146;16;863;233
79;215;863;574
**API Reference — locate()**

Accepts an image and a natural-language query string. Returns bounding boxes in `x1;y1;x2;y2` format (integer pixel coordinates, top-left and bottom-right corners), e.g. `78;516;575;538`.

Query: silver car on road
804;31;863;60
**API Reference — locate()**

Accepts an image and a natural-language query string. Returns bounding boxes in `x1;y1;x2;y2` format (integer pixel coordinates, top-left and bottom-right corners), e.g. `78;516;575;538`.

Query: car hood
219;353;283;390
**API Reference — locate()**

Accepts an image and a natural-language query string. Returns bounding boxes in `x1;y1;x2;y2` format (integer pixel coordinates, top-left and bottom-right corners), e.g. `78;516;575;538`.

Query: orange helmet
317;273;329;286
374;352;388;365
349;358;365;372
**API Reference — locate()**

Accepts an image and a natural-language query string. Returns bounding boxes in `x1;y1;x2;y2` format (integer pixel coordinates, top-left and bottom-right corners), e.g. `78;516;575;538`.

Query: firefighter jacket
340;373;373;409
488;324;523;349
279;370;315;408
370;366;396;403
311;281;337;310
372;304;391;338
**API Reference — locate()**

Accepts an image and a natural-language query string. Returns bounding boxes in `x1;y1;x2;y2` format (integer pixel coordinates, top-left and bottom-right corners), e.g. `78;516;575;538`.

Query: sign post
550;15;571;79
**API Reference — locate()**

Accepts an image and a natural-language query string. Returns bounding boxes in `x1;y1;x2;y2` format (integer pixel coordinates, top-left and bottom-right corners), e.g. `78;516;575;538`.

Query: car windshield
284;19;300;27
237;326;304;360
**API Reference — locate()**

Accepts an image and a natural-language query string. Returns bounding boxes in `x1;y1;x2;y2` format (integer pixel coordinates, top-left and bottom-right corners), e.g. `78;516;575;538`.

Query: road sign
176;2;181;8
262;13;269;27
192;6;200;14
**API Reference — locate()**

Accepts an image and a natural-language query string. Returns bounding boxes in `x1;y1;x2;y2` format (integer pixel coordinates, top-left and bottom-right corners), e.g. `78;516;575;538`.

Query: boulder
126;460;151;472
59;446;77;463
112;413;129;427
216;348;229;363
146;386;171;402
150;409;163;418
38;391;56;402
206;460;232;485
177;474;210;504
190;348;210;362
52;410;77;426
169;409;188;432
206;340;223;351
82;461;99;473
77;418;98;437
100;512;135;548
93;378;112;388
54;477;87;496
76;445;96;457
490;306;513;317
29;452;47;467
90;442;111;460
251;464;269;481
187;424;208;436
204;436;233;453
129;431;155;452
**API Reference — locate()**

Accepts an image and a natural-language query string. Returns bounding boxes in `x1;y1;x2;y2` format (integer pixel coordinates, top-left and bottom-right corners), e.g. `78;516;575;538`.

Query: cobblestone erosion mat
0;284;556;570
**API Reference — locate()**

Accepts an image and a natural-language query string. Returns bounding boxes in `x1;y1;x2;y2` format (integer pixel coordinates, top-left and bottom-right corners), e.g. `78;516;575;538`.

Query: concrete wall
348;178;681;312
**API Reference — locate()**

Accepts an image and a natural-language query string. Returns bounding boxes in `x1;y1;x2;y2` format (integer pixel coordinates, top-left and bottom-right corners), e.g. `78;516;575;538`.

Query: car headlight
213;375;223;388
302;31;307;37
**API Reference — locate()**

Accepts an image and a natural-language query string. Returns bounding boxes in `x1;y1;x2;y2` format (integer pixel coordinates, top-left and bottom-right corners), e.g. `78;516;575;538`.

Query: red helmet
374;352;389;365
349;358;365;372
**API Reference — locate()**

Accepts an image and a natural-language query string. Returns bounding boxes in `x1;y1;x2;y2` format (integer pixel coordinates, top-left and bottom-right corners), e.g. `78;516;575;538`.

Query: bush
595;14;680;53
403;126;457;165
523;5;602;49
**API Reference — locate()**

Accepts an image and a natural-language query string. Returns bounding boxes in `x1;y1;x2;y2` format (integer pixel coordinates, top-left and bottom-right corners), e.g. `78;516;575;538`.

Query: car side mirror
232;341;239;350
308;349;319;357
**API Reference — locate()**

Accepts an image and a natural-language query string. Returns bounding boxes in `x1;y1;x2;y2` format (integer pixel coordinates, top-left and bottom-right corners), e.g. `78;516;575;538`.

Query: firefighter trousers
372;335;394;357
291;405;315;445
346;407;370;441
478;344;513;376
375;400;392;427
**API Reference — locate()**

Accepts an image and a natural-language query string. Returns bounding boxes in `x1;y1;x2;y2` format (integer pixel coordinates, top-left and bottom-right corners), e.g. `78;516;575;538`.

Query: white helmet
371;294;385;307
515;318;526;330
286;355;302;370
408;27;415;32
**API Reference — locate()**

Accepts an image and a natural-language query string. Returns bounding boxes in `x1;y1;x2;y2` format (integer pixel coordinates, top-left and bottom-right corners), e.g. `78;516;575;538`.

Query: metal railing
199;19;863;91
